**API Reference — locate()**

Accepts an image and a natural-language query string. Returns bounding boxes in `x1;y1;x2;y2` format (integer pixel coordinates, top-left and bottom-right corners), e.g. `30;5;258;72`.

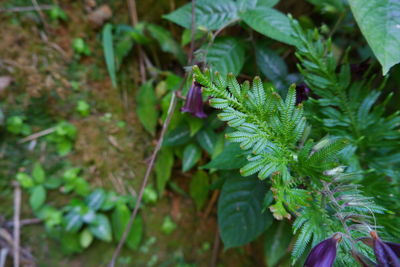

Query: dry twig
108;1;198;265
12;183;21;267
0;5;52;13
18;127;55;144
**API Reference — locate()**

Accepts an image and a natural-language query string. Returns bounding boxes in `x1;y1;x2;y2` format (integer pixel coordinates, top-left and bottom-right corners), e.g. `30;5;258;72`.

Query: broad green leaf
155;147;174;194
102;23;117;88
348;0;400;74
136;81;158;136
32;162;45;184
114;27;135;70
237;0;279;10
64;210;83;233
241;7;297;45
16;173;34;189
206;37;246;76
44;177;63;189
89;214;112;242
186;115;204;136
80;228;94;248
163;125;191;146
189;171;209;210
147;23;186;64
57;140;73;156
30;185;46;211
182;144;202;172
111;204;143;250
196;129;218;154
202;142;247;170
255;42;288;82
85;189;106;211
264;221;292;266
218;176;273;248
163;0;238;31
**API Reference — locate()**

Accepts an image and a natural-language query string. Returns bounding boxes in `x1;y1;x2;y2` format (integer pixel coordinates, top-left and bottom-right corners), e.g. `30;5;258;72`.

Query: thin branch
31;0;50;33
108;89;180;267
0;5;52;13
6;218;42;228
210;227;220;267
127;0;146;82
12;182;21;267
109;1;197;264
18;127;55;144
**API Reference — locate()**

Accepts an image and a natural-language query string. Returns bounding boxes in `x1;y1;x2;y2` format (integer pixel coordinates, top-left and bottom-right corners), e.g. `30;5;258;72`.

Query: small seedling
72;38;91;56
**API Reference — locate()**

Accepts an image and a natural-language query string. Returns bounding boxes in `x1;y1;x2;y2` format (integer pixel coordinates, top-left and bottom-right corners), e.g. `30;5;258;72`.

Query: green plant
72;38;91;56
17;163;144;254
6;115;31;136
46;121;77;156
76;100;91;117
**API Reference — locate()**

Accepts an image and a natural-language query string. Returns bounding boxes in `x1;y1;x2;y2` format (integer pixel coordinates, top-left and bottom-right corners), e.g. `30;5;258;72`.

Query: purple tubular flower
181;81;207;118
304;233;341;267
371;231;400;267
295;83;311;105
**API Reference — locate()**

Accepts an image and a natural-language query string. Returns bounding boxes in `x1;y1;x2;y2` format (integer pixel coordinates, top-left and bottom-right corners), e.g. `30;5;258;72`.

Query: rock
88;5;112;27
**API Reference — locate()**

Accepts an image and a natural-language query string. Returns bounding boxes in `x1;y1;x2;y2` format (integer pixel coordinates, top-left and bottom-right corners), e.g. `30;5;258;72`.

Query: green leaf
264;221;292;267
102;23;117;88
64;210;83;233
196;129;218;155
241;7;297;45
147;23;186;64
161;216;177;235
85;189;106;211
189;171;209;210
80;228;94;248
186;115;204;136
32;162;45;184
182;144;202;172
181;28;206;46
114;26;135;70
205;37;246;76
155;147;174;194
89;214;112;242
143;185;158;204
136;81;158;136
111;204;142;250
163;125;191;146
30;185;46;211
202;142;247;170
163;0;238;31
348;0;400;74
44;177;63;189
16;173;34;189
255;42;288;82
237;0;279;10
218;176;272;248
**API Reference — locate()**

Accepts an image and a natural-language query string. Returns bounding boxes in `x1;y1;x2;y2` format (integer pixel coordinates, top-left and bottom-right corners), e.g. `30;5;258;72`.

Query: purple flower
295;83;311;105
181;81;207;118
304;233;341;267
370;231;400;267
